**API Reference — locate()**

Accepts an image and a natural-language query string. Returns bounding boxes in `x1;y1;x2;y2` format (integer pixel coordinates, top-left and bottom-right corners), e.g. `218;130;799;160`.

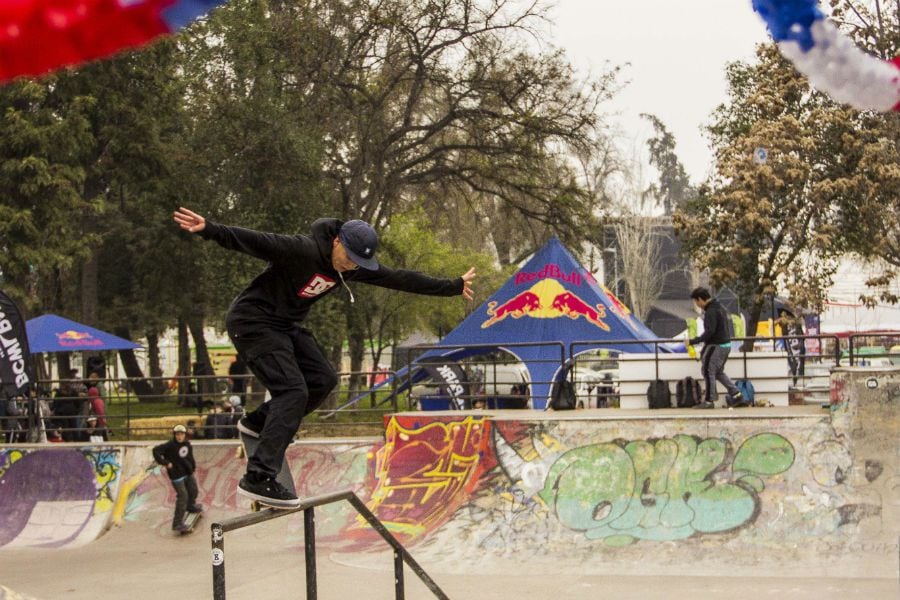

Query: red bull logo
482;279;610;330
56;330;102;347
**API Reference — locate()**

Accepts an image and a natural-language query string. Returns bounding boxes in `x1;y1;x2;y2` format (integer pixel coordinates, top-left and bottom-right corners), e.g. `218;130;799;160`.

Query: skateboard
180;511;202;535
238;431;296;511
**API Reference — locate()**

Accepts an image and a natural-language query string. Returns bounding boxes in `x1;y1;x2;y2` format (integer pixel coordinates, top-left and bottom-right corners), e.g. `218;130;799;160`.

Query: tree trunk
80;248;99;325
312;340;343;415
177;319;191;405
346;307;366;397
114;326;154;400
744;303;764;352
188;313;217;405
56;353;71;382
146;331;166;395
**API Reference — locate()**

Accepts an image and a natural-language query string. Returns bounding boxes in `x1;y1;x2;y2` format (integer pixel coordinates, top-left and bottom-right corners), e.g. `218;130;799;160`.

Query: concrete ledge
396;405;827;421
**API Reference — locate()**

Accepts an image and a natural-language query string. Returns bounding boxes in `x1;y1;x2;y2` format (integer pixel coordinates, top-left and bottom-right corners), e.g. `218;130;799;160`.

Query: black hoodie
152;437;196;481
690;298;734;346
199;218;463;334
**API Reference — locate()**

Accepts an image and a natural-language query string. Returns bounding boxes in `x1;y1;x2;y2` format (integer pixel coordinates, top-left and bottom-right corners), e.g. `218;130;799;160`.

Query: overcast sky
545;0;770;183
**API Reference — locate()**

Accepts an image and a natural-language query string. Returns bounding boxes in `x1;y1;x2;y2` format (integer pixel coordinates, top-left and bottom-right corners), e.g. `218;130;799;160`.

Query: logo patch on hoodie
299;274;336;298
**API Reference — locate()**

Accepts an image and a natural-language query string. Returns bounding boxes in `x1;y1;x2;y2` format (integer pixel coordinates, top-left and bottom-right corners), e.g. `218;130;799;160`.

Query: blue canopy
349;237;662;411
26;314;142;353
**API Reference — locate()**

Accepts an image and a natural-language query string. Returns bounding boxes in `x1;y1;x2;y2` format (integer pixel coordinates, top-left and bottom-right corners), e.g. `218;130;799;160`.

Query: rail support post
304;507;317;600
394;549;405;599
212;524;226;600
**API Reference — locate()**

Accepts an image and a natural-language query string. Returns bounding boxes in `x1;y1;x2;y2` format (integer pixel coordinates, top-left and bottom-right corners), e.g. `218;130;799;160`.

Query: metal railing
847;332;900;366
211;490;449;600
569;334;843;408
1;369;400;442
3;333;892;442
403;342;566;411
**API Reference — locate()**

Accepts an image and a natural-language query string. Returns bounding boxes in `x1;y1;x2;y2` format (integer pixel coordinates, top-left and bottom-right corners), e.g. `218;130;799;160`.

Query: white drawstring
337;271;355;303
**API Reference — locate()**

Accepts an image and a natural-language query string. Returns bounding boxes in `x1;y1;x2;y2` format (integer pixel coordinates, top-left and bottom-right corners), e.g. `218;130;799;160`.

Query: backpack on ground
733;379;755;406
646;380;671;409
675;376;702;408
550;375;576;410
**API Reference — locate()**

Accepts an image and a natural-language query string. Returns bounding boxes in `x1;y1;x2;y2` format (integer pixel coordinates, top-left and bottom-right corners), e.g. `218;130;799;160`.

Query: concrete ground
2;515;896;600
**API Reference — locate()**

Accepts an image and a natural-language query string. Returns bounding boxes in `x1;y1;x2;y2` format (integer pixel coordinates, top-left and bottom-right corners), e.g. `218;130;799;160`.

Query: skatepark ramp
0;367;896;599
211;490;449;600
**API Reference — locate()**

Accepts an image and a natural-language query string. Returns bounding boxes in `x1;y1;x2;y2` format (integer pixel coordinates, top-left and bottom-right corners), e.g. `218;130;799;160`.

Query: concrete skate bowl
0;439;377;550
330;369;900;582
0;446;123;549
0;367;896;591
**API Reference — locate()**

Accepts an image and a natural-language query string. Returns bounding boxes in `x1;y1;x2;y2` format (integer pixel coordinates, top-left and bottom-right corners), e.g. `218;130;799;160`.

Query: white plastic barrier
618;351;791;408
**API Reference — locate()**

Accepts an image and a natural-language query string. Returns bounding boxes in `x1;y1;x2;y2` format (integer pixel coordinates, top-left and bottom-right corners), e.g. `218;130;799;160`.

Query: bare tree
614;213;667;321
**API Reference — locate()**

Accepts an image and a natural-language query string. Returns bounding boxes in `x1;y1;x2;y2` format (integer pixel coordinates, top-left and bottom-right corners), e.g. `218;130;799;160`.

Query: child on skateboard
173;207;475;508
153;424;203;532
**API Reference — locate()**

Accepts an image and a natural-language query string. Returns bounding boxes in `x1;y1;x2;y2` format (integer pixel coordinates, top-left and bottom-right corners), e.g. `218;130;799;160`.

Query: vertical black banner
0;290;35;397
420;358;470;409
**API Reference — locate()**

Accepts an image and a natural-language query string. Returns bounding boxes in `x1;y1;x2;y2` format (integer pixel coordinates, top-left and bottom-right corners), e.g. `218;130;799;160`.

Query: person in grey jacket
688;287;746;409
173;207;475;507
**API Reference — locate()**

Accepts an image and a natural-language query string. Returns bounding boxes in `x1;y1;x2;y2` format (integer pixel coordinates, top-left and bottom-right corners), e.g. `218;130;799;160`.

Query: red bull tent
365;237;661;410
26;314;142;353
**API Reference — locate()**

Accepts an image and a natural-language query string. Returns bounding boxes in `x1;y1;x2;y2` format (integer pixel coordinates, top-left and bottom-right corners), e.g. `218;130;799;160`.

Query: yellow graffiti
112;465;154;526
0;450;24;479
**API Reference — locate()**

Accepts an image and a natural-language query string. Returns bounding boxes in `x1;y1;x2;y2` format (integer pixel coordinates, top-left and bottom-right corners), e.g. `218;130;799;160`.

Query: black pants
228;324;337;480
172;475;199;528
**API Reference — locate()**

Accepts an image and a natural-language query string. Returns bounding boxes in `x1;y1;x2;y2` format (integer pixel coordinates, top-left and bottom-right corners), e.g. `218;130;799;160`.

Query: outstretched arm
173;206;307;262
352;265;476;298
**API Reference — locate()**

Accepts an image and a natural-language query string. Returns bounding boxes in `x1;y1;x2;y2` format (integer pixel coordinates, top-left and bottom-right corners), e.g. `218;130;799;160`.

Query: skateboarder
152;424;203;531
173;207;476;508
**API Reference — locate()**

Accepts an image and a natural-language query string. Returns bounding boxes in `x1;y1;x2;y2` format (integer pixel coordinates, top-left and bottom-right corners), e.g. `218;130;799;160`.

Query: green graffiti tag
538;433;794;545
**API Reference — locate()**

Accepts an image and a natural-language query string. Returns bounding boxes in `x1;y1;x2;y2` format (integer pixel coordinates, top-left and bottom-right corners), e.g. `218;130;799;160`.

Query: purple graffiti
0;450;96;547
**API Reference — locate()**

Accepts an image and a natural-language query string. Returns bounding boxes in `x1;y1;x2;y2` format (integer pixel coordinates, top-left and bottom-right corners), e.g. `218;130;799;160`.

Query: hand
461;267;476;301
173;207;206;233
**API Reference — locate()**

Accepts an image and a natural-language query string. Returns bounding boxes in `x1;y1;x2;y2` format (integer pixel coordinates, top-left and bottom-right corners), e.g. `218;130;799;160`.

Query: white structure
618;352;792;408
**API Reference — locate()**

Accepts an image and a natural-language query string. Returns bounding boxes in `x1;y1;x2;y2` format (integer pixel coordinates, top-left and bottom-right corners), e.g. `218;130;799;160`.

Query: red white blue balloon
753;0;900;112
0;0;226;82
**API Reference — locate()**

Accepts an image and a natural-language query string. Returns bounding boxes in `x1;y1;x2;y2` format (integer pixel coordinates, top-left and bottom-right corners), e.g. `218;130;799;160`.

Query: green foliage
676;45;846;330
353;208;506;362
0;0;617;382
640;113;694;215
0;78;95;310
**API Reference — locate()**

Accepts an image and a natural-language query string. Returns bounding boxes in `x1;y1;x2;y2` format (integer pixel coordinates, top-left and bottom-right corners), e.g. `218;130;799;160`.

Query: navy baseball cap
339;220;379;270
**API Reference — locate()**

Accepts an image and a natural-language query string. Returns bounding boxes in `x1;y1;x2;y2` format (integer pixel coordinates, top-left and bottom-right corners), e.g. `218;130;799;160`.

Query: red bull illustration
550;291;610;331
56;330;102;348
482;279;610;330
481;291;542;328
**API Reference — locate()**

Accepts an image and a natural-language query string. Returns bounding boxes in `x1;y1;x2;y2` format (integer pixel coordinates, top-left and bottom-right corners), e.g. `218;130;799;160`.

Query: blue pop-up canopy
357;237;662;410
26;314;142;353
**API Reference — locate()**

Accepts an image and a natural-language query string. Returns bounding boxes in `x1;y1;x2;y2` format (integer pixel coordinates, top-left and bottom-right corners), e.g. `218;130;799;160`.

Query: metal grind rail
210;490;450;600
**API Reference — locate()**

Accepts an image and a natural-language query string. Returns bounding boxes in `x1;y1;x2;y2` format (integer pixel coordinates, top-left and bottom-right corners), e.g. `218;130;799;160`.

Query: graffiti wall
345;369;898;578
0;367;895;581
123;441;373;544
0;446;122;549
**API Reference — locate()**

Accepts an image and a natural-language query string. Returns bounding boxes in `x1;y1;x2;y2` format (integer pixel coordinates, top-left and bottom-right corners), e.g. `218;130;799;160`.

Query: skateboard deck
238;431;296;510
181;511;201;535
